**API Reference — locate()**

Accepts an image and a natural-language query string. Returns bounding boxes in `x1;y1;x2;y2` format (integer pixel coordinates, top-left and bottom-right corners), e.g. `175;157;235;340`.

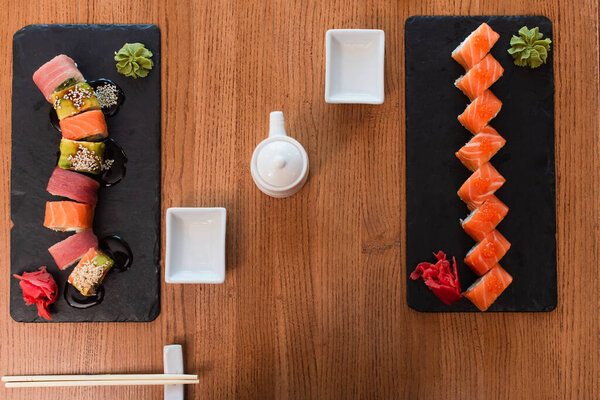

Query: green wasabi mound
114;43;154;78
507;26;552;69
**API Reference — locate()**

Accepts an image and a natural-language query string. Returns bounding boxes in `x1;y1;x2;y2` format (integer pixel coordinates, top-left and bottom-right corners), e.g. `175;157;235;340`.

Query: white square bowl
165;207;226;284
325;29;385;104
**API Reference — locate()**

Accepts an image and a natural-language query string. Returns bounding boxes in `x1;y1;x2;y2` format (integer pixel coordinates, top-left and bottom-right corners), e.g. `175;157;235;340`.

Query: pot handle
269;111;287;137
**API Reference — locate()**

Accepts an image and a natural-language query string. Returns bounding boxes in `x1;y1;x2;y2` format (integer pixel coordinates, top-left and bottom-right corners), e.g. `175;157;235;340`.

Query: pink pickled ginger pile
13;266;58;320
410;251;462;306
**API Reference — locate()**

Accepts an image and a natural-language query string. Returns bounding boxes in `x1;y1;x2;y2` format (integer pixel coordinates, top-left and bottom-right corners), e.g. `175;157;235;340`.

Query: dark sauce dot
64;283;105;309
99;138;127;187
99;235;133;272
88;79;125;117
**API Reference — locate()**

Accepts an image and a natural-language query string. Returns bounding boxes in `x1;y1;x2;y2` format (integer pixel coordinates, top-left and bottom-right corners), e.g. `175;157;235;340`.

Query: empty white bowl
325;29;385;104
165;207;226;284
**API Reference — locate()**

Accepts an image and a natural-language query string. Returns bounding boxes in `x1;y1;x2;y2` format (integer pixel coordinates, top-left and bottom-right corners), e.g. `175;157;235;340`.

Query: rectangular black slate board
11;24;161;322
405;16;556;312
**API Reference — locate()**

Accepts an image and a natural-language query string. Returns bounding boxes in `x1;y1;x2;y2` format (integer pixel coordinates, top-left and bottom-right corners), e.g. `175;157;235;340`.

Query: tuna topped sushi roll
58;139;106;175
457;90;502;134
51;82;100;120
48;230;98;270
43;201;94;232
32;54;84;102
68;247;114;296
455;125;506;171
463;264;513;311
451;23;500;70
47;167;100;205
457;162;505;210
461;195;508;241
455;53;504;100
464;230;511;276
59;109;108;141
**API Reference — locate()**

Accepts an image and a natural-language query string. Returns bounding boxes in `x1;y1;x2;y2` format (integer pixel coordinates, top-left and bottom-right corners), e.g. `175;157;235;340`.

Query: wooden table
0;1;598;399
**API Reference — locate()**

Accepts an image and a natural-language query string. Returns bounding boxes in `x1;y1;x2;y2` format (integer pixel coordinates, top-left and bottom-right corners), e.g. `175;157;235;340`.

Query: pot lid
251;111;309;198
255;139;305;187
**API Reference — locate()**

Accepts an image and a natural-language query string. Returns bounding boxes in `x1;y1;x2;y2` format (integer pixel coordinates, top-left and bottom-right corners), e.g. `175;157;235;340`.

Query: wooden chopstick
2;374;199;387
4;379;199;388
2;373;197;382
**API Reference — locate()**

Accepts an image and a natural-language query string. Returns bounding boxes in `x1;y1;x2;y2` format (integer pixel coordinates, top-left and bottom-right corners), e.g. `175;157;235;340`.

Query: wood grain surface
0;1;598;399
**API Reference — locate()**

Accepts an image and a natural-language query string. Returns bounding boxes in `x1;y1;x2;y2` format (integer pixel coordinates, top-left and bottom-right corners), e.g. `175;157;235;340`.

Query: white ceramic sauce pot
251;111;309;198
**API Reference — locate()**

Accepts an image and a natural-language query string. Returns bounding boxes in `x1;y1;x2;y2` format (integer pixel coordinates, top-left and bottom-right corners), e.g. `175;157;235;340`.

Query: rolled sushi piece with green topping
58;139;106;174
51;82;100;120
68;247;114;296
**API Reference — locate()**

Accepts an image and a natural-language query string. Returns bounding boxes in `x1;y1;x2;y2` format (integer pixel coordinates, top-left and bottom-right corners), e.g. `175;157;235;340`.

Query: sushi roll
455;125;506;171
58;138;106;175
51;82;100;120
463;264;513;311
464;230;511;275
43;201;94;232
68;247;114;296
47;167;100;205
461;195;508;241
457;90;502;134
451;23;500;70
458;162;505;210
32;54;85;102
59;110;108;141
455;54;504;100
48;230;98;270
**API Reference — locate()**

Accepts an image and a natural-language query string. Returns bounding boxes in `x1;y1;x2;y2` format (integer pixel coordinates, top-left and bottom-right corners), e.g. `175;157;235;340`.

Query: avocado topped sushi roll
68;247;114;296
58;138;106;174
51;82;100;120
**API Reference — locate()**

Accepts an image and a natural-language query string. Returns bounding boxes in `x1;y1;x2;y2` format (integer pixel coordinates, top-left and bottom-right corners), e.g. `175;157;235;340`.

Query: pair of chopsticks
2;373;199;388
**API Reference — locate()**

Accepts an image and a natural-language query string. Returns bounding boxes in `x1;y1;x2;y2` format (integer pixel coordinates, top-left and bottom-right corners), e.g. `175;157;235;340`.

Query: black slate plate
11;24;161;322
405;16;556;312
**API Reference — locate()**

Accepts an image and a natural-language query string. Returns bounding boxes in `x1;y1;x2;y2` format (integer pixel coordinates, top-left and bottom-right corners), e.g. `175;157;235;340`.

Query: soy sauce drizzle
99;235;133;272
88;79;125;117
64;283;105;309
100;138;127;187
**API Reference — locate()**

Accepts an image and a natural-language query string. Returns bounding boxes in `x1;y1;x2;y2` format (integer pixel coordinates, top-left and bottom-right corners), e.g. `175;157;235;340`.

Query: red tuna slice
47;167;100;205
32;54;84;102
13;266;58;320
48;230;98;270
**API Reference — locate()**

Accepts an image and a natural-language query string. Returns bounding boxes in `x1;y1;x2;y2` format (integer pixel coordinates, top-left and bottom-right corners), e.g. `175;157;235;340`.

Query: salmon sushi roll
59;110;108;141
451;23;500;70
455;125;506;171
43;201;94;232
458;162;505;210
457;90;502;134
32;54;84;102
463;264;513;311
455;54;504;100
464;230;511;275
461;195;508;241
